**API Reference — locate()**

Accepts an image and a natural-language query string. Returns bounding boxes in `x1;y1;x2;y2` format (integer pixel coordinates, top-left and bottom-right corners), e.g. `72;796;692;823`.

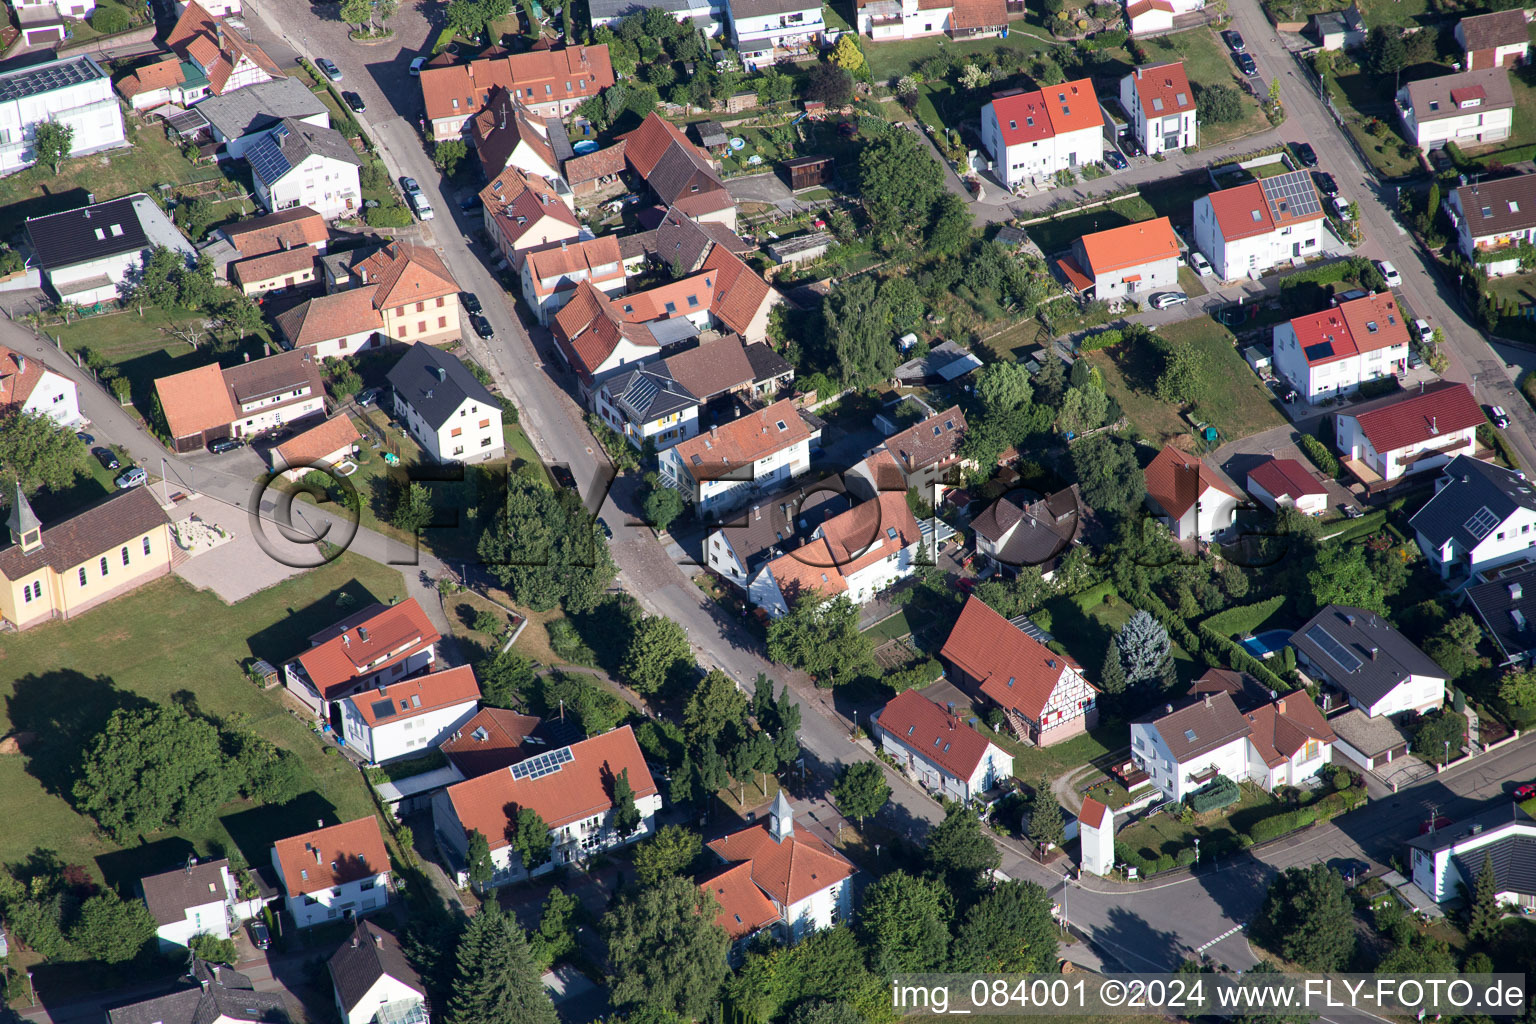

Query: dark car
1224;29;1245;51
92;446;119;470
596;516;613;539
248;919;271;950
549;463;578;490
399;176;421;196
470;313;494;339
1293;142;1318;167
342;90;366;113
1104;150;1128;170
76;431;94;445
209;437;244;454
1236;53;1258;76
459;192;483;212
461;292;483;314
317;57;342;82
1313;172;1339;197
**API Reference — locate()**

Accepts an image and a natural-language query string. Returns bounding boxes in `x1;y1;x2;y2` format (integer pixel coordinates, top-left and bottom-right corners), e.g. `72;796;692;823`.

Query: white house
724;0;825;65
282;599;441;722
1397;68;1514;153
592;363;700;452
1058;217;1180;300
247;119;362;222
703;477;853;590
339;665;482;765
115;58;210;112
659;398;820;515
749;490;922;616
271;817;392;929
138;858;240;952
1446;173;1536;277
590;0;720;32
153;348;325;453
433;726;661;889
12;0;95;35
1125;0;1174;36
1143;443;1240;541
0;347;82;428
1192;170;1326;281
1291;604;1447;717
981;79;1104;190
872;689;1014;803
328;919;429;1024
273;415;362;483
1411;454;1536;581
1119;62;1196;156
1334;381;1487;493
26;193;195;307
1247;457;1329;516
520;236;626;325
386;345;505;465
940;595;1100;747
1456;9;1530;71
1272;292;1410;405
481;166;582;263
706;791;855;942
1408;806;1536;905
854;0;1007;40
469;87;569;186
1079;798;1115;876
0;55;125;177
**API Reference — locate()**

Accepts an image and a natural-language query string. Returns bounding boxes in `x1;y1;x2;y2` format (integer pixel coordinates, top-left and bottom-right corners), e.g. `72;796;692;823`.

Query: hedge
1080;328;1123;352
1298;434;1340;477
1278;255;1380;292
1187;776;1241;813
1202;597;1286;638
1129;589;1201;657
1356;376;1400;401
1319;509;1388;543
1199;626;1291;694
1247;806;1316;844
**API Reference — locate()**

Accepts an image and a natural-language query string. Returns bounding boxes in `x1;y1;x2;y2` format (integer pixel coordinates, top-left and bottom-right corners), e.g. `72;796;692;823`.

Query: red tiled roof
671;398;811;480
154;362;237;439
885;405;967;473
524;236;624;299
443;726;657;842
1350;380;1484;453
0;347;46;410
699;862;779;940
296;599;441;700
551;280;658;380
1247;457;1327;501
1244;691;1336;768
482;167;580;250
117;57;184;99
1125;0;1175;17
988;78;1101;146
875;689;997;781
419;45;614;125
230;245;317;288
471;88;559;179
621;112;708;179
1144;444;1238;520
272;817;389;897
355;241;459;309
1077;217;1179;275
703;244;772;337
564;140;627;183
1206;182;1273;241
440;707;542;778
275;287;384;348
1079;795;1108;829
224;207;328;256
275;415;361;472
167;0;283;95
1126;62;1195;118
1289;292;1410;367
707;821;854;906
950;0;1007;29
766;490;921;605
987;93;1052;146
1451;84;1488;106
940;595;1090;720
345;664;481;728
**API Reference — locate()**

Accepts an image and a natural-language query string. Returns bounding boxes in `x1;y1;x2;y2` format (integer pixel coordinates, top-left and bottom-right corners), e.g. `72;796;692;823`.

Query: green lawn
1036;581;1200;686
864;608;913;642
0;555;401;890
1177;266;1208;297
1484;271;1536;344
1087;317;1286;446
1324;68;1426;179
863;32;1053;83
27;448;122;524
1353;0;1433;27
1026;196;1158;255
1135;29;1270;147
1114;783;1278;862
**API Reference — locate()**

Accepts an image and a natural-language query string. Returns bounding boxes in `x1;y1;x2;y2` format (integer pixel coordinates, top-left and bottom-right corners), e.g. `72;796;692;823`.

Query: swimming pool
1240;629;1293;659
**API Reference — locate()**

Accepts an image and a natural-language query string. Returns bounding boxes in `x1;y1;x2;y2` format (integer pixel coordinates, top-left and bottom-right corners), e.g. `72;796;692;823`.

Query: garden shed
783;154;834;191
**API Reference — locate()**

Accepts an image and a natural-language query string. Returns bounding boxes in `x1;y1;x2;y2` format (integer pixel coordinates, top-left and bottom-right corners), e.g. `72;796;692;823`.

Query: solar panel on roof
626;374;659;413
247;133;293;187
1466;506;1501;540
1305;624;1361;673
0;57;102;103
371;699;397;720
510;745;574;780
1262;171;1321;219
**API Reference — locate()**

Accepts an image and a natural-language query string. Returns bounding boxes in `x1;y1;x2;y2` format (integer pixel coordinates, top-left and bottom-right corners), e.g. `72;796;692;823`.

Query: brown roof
440;707;542;778
621;112;706;179
138;859;231;926
1078;796;1108;830
706;821;854;906
564;140;626;183
940;595;1091;720
1244;691;1337;767
0;346;46;409
0;486;170;580
1139;692;1252;763
1144;444;1238;520
222;348;324;407
663;336;755;400
699;862;780;940
272;817;389;897
1453;173;1536;240
703;246;771;337
885;405;967;474
275;287;384;347
345;664;481;728
470;88;559;179
1459;8;1529;52
671;398;812;481
223;207;328;256
419;45;614;124
970;486;1082;569
154;362;237;439
950;0;1006;29
295;599;442;700
230;245;317;288
481;168;580;249
523;236;624;299
875;689;998;781
167;0;283;95
275;415;360;470
117;57;184;99
354;241;459;309
550;280;658;380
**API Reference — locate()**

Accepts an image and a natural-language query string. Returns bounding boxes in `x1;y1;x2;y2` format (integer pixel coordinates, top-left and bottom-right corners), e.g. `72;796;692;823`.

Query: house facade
386;345;505;465
0;486;172;631
1058;216;1180;299
872;689;1014;803
1446;173;1536;277
1143;443;1240;541
592;363;699;452
1411;454;1536;580
854;0;1007;41
167;0;283;96
27;193;196;306
247;119;362;221
1408;808;1536;905
1119;62;1196;157
154;349;326;453
1291;604;1447;717
659;398;820;514
0;347;83;428
1397;68;1514;152
1192;170;1326;281
339;665;482;765
940;595;1100;747
0;55;125;177
1272;292;1410;404
980;79;1104;189
481;166;583;264
1333;381;1487;492
724;0;825;64
329;919;429;1024
282;598;441;722
877;404;972;494
419;45;615;140
1456;9;1529;70
1246;457;1328;516
271;817;392;929
520;236;626;325
139;858;240;951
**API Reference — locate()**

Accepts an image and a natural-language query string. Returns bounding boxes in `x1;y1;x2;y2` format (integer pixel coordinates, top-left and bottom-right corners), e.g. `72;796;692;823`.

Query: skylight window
1176;92;1187;105
1483;206;1494;217
1513;201;1522;213
664;301;677;313
886;527;898;539
1025;116;1034;126
1152;98;1164;111
1366;321;1378;333
1009;120;1017;129
1184;729;1197;742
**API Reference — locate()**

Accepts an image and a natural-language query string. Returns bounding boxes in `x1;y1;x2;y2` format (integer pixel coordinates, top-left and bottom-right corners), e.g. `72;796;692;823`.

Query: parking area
172;494;309;603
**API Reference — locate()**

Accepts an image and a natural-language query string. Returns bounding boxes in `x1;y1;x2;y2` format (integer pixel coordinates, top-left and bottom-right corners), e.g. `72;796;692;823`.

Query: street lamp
1444;739;1450;766
851;709;858;739
1193;837;1201;866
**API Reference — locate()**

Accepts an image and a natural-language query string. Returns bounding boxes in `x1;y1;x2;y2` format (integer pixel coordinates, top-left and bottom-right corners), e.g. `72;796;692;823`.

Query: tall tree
1057;385;1108;436
528;886;579;970
444;901;557;1024
1116;611;1171;687
512;807;553;870
69;891;154;964
0;409;88;496
391;481;434;533
619;615;691;694
1071;433;1142;515
612;768;641;837
925;803;1001;888
822;275;895;387
605;875;730;1019
1257;864;1355;970
633;825;702;885
1099;640;1128;696
950;880;1058;972
683;669;746;745
1027;777;1065;850
766;595;874;687
831;761;889;826
926;192;973;256
975;360;1033;414
1307;545;1386;615
479;476;617;613
858;128;943;239
466;829;494;890
32;120;73;174
858;871;952;975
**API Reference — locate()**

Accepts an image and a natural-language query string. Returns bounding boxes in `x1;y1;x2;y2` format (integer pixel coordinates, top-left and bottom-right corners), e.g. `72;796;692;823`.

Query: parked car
1491;405;1510;429
596;517;613;539
1189;251;1213;277
1514;782;1536;800
1236;53;1258;76
92;447;119;470
1292;142;1317;167
1407;351;1423;369
549;463;578;490
1224;29;1246;51
317;58;342;82
1341;504;1364;519
461;292;483;314
408;191;434;221
76;431;93;445
356;387;379;407
1375;260;1402;288
342;90;366;113
1313;171;1339;197
1104;150;1128;171
399;176;421;196
115;466;147;489
1331;196;1352;221
248;919;271;950
1151;292;1188;309
1414;318;1433;344
470;313;494;339
458;192;482;211
409;56;426;75
209;437;244;454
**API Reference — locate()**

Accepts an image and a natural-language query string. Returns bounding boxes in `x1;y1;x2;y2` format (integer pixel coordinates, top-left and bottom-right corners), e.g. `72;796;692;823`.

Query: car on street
1407;351;1423;369
209;437;244;454
115;466;146;489
1376;260;1402;287
1292;142;1317;167
1313;171;1339;197
356;387;379;407
409;56;426;75
408;191;434;221
1414;318;1433;344
399;176;421;196
1515;782;1536;800
459;192;482;211
596;517;613;539
1341;504;1364;519
76;431;93;445
1104;150;1128;170
1151;292;1188;309
550;463;578;490
1235;53;1258;76
461;292;483;314
470;313;494;339
1331;196;1352;221
342;90;366;113
1224;29;1246;51
92;447;119;470
1189;251;1213;277
317;58;342;82
1491;405;1510;429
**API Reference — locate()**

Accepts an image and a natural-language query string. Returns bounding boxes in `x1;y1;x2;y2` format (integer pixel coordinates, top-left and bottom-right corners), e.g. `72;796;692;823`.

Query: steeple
769;788;794;843
6;482;41;553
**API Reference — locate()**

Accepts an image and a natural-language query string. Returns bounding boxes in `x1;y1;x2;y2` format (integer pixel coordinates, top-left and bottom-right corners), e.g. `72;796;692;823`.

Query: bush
90;1;132;33
1298;434;1340;477
1202;597;1286;638
1080;328;1123;352
366;203;413;228
1197;83;1245;123
1356;376;1400;400
1186;776;1241;813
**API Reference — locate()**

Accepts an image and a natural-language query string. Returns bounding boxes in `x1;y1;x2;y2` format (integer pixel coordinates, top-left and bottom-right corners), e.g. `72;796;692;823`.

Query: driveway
726;171;796;209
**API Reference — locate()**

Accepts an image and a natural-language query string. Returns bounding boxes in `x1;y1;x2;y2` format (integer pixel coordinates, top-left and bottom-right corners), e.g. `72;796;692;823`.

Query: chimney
1369;646;1379;660
1344;613;1356;626
313;848;322;864
1165;703;1173;714
373;931;384;949
351;934;360;948
710;424;718;438
13;353;23;373
342;632;350;646
1276;698;1286;714
1203;694;1211;708
753;505;761;520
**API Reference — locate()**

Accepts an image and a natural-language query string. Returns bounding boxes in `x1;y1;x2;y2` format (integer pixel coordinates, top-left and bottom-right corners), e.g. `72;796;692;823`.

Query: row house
1411;454;1536;581
1192;170;1326;281
1333;380;1487;493
153;348;326;453
1397;68;1514;153
1446;172;1536;277
470;86;572;190
981;78;1104;189
0;55;125;176
1119;62;1196;157
282;598;442;724
520;235;625;325
1057;216;1180;300
276;241;462;355
168;0;283;97
704;475;855;591
481;165;583;265
1272;291;1410;404
271;817;392;929
419;45;615;140
659;397;820;514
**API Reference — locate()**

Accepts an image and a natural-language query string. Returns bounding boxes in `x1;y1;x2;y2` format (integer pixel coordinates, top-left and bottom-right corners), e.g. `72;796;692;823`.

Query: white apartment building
282;599;441;721
1397;67;1514;152
1119;62;1196;156
1409;808;1536;905
1411;454;1536;581
659;398;819;514
386;345;506;465
1446;173;1536;276
724;0;825;64
981;79;1104;190
247;119;362;222
271;818;392;929
0;55;124;177
0;347;82;428
1192;170;1326;281
340;666;482;765
1272;292;1410;404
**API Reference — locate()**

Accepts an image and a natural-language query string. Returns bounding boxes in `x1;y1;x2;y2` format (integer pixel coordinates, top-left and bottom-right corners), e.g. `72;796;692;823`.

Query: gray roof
1290;605;1445;707
1402;68;1515;124
544;116;575;165
139;858;230;926
1408;454;1536;551
107;961;286;1024
744;342;792;383
590;0;715;21
6;481;38;541
646;143;724;207
1407;804;1533;853
714;475;852;576
328;919;424;1015
695;120;727;147
386;343;500;430
1453;834;1536;897
1136;691;1252;763
196;78;328;142
971;486;1084;571
603;363;697;422
727;0;819;16
1465;561;1536;663
893;340;982;385
247;119;360;189
0;54;107;103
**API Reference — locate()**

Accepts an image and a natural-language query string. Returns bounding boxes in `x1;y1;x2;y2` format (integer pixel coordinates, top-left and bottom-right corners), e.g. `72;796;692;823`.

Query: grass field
0;554;401;890
1324;68;1426;179
863;31;1055;83
1114;784;1277;861
1026;196;1158;255
1087;317;1285;445
1135;29;1270;148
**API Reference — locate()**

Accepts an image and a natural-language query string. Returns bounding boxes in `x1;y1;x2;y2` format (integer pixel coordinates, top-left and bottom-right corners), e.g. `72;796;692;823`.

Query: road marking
1196;924;1244;953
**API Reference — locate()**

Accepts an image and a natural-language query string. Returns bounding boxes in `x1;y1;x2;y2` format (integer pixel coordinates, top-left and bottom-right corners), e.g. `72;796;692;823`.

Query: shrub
1080;327;1123;352
366;203;413;228
1202;597;1286;638
1298;434;1340;477
91;1;132;33
1186;776;1240;813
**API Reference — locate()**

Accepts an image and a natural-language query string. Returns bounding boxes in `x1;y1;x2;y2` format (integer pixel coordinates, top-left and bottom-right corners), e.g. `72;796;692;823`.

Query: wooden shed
783;154;834;191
